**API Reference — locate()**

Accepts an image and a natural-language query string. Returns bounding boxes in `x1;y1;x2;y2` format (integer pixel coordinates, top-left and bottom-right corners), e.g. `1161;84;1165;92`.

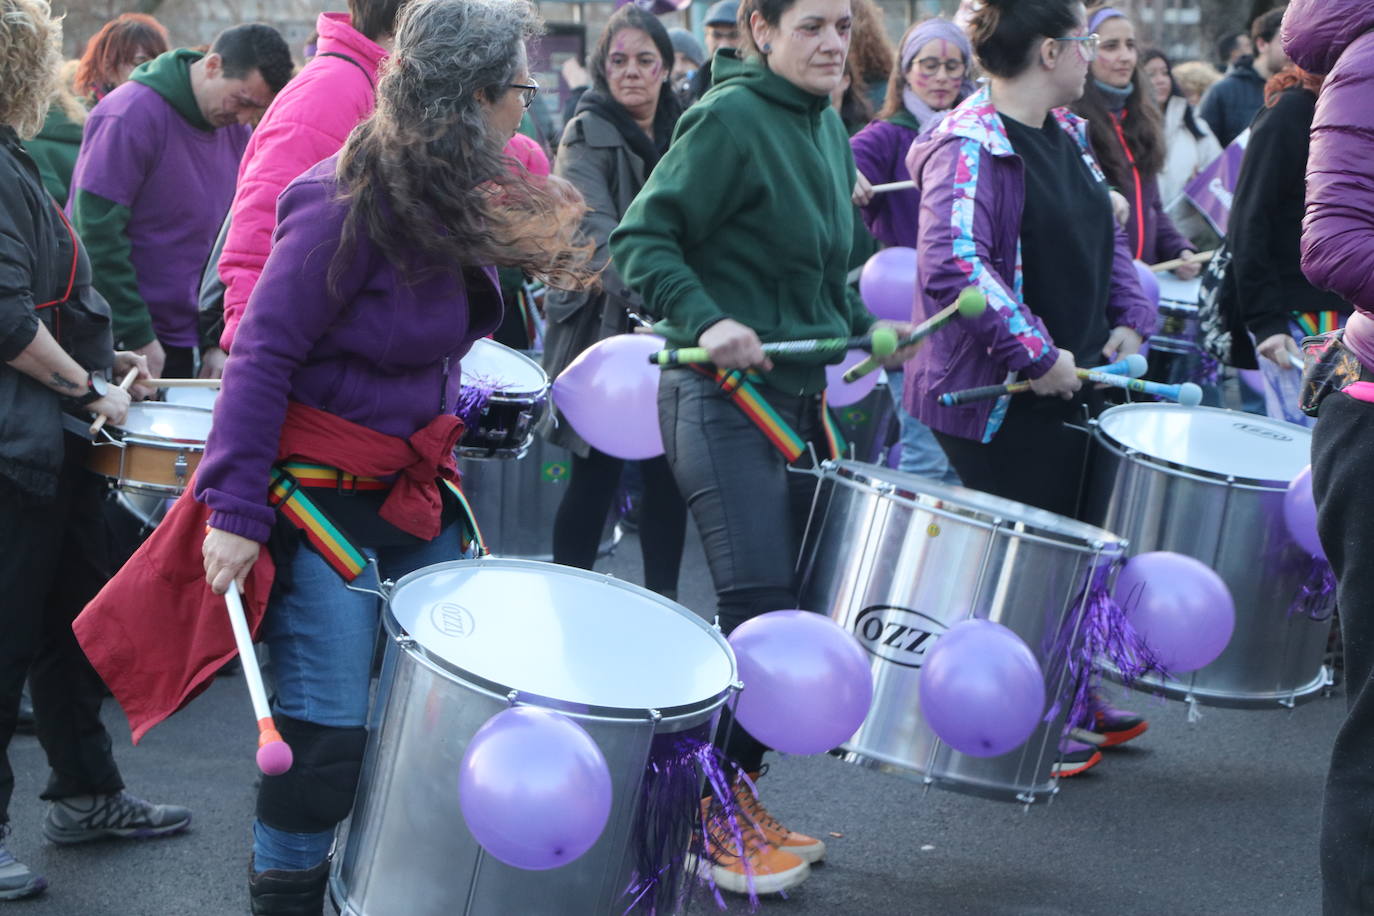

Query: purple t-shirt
70;82;248;347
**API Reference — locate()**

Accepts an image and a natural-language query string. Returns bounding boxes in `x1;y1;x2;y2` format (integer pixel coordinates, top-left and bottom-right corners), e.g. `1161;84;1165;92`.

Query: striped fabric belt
1294;311;1345;338
268;461;485;582
689;366;846;464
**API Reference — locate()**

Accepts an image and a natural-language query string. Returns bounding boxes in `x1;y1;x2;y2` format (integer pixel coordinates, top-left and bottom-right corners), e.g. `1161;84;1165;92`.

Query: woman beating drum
194;0;590;910
543;4;688;599
610;0;918;895
903;0;1156;765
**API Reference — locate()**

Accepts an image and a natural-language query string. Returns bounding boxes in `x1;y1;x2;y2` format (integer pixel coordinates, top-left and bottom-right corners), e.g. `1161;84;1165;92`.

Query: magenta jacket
1283;0;1374;367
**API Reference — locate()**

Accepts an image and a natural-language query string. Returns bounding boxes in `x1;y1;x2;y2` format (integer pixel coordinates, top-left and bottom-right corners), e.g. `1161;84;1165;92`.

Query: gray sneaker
0;825;47;901
42;792;191;845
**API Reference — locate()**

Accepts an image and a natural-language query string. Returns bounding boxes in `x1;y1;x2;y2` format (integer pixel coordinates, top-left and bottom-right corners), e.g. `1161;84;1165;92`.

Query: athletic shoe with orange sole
1052;736;1103;778
736;771;827;864
1085;693;1149;747
692;798;811;896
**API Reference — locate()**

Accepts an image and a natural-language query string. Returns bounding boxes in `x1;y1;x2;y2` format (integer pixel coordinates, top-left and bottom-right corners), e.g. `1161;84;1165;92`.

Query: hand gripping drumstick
940;367;1202;407
223;584;293;776
1147;249;1216;272
648;327;902;367
934;356;1143;406
840;287;989;384
87;368;139;436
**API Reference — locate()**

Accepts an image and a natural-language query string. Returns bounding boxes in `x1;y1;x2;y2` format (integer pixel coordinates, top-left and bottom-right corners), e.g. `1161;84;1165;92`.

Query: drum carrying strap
1294;310;1344;338
689;366;846;464
268;462;486;582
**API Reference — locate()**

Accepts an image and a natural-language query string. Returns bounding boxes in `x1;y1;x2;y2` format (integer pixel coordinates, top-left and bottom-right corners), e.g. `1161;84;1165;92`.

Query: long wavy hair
0;0;61;138
332;0;594;292
1072;7;1164;185
1141;48;1206;141
73;13;168;100
848;0;894;88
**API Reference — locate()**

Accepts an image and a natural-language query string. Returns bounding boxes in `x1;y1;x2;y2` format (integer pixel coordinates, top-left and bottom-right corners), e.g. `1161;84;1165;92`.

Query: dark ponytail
967;0;1079;79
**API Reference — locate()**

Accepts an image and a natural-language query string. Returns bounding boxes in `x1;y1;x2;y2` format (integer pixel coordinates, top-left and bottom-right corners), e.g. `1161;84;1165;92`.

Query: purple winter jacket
903;88;1155;442
1282;0;1374;369
194;157;503;543
851;114;923;248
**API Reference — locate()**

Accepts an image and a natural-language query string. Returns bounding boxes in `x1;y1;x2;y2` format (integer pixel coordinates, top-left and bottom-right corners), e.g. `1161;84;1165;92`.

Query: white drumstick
223;584;293;775
870;180;915;194
146;378;221;388
1288;353;1304;371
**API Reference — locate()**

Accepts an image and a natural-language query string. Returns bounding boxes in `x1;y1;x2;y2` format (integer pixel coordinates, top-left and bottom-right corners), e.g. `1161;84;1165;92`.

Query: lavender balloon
553;334;665;460
1133;260;1160;308
918;619;1045;758
1284;465;1325;560
458;706;612;871
1114;552;1235;673
729;610;874;755
859;247;919;322
825;349;881;407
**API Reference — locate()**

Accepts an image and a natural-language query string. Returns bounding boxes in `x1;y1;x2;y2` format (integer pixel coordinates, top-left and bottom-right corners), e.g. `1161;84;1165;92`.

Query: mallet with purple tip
223;585;293;775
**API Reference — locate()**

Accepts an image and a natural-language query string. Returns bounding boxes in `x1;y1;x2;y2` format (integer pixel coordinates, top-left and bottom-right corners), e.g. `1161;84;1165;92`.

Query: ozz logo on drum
853;606;947;669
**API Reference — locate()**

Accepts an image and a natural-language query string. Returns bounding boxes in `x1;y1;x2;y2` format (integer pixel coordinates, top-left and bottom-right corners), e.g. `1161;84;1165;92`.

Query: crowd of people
2;0;1373;911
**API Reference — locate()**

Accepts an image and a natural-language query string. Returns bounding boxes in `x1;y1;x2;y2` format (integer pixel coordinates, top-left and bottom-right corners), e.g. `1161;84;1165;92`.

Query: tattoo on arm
50;372;82;391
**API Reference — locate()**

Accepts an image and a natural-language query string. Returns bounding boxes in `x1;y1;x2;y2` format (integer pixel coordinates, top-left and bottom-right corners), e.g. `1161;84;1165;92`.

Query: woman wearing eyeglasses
904;0;1154;769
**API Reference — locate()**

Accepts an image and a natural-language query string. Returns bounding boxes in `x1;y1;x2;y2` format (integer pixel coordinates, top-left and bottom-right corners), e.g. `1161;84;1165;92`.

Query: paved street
6;525;1342;915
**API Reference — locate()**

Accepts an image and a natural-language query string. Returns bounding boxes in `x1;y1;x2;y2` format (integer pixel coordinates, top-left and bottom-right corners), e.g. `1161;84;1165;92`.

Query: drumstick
841;287;988;384
1147;249;1216;272
870;180;915;194
1288;352;1305;371
939;369;1201;407
88;368;139;435
223;584;293;776
146;378;222;388
649;326;900;367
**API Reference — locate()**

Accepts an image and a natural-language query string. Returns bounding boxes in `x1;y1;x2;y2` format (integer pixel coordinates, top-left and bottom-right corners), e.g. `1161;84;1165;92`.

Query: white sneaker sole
688;854;811;895
781;838;827;864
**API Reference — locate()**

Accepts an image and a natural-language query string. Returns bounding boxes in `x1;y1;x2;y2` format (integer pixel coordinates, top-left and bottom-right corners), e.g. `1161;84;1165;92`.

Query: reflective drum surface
332;559;736;916
1082;404;1331;708
85;403;213;497
458;339;550;459
1148;274;1204;385
798;461;1125;803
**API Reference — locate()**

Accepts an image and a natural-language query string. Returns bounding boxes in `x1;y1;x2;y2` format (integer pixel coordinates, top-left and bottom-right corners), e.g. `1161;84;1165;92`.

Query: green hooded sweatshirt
609;51;874;396
26;104;85;206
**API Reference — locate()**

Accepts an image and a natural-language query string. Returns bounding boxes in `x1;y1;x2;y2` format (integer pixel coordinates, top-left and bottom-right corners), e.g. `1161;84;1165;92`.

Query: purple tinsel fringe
1287;555;1337;622
621;730;761;915
454;381;495;430
1195;353;1220;387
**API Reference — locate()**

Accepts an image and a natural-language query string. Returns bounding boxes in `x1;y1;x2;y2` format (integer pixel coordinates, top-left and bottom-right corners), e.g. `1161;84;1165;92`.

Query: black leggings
552;449;686;599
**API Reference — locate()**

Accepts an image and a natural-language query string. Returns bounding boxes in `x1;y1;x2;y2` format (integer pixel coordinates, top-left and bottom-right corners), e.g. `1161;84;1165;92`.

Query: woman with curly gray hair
189;0;591;909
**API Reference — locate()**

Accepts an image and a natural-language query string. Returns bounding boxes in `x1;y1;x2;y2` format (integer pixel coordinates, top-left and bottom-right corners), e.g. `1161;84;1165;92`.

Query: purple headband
900;18;973;73
1088;7;1127;32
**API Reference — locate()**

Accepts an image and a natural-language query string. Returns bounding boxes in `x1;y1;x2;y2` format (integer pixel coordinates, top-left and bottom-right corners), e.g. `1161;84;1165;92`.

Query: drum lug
174;451;189;485
394;634;417;650
646;709;662;724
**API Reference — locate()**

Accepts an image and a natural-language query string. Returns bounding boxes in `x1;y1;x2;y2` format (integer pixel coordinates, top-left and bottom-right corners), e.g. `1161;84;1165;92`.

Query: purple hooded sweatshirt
903;87;1154;443
1282;0;1374;369
193;157;503;543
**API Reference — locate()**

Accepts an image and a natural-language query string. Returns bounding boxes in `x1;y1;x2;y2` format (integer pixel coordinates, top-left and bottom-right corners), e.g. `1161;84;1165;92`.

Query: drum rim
461;338;551;398
383;557;738;720
106;402;214;445
1093;403;1309;489
825;459;1125;554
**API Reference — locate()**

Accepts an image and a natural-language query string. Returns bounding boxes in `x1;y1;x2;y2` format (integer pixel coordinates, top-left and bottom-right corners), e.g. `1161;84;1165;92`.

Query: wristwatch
69;371;109;407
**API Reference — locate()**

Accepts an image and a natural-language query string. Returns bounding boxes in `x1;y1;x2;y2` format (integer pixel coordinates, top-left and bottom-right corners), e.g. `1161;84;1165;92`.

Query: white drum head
1097;404;1311;485
460;339;549;397
388;559;735;712
163;386;218;410
1155;273;1201;308
115;403;214;443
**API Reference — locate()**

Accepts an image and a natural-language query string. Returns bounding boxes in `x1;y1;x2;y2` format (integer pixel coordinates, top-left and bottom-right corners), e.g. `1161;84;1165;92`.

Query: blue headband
1088;7;1127;33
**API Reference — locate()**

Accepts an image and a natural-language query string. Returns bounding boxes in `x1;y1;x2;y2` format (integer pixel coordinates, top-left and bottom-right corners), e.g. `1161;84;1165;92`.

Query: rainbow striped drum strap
690;367;846;464
1294;310;1344;338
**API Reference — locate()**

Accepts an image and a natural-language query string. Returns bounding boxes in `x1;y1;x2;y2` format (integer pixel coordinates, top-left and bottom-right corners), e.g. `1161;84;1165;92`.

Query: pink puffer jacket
218;12;385;351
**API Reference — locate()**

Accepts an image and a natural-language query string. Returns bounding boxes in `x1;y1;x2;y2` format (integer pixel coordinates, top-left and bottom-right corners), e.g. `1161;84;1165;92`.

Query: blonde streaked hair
0;0;62;138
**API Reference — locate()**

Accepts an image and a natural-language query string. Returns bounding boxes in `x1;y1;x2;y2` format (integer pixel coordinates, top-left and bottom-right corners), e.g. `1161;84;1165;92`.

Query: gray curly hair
0;0;61;138
333;0;593;291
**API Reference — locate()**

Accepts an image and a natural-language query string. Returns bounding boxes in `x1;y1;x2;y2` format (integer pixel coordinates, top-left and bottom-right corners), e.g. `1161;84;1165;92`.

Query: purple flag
1184;129;1250;236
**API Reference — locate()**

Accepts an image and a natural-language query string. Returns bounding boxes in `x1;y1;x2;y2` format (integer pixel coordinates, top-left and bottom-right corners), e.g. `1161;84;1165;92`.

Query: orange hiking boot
736;772;827;864
694;798;811;896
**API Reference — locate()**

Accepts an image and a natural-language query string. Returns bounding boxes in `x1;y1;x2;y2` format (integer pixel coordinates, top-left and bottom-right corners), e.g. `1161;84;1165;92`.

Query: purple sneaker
1085;692;1149;747
0;826;47;900
1053;736;1102;778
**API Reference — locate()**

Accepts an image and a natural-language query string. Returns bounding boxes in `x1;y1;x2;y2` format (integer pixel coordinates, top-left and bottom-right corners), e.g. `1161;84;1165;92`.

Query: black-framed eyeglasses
510;80;539;109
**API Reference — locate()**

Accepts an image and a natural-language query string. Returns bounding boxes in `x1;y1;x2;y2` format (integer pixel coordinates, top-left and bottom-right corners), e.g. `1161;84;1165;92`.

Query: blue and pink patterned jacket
902;87;1155;443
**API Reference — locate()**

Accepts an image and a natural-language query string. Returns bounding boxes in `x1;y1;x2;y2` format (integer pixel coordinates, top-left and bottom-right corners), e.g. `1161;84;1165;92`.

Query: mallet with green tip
840;287;988;383
647;325;902;367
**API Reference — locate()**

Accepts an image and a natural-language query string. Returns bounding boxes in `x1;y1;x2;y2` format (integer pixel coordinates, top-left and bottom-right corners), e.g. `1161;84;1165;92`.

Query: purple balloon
1133;260;1161;308
553;334;664;460
824;349;880;408
458;707;612;870
1285;465;1325;559
859;247;919;322
918;619;1045;758
1113;552;1236;673
729;610;874;755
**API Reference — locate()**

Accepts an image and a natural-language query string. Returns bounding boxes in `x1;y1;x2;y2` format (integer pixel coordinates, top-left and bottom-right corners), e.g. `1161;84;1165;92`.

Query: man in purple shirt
70;24;292;379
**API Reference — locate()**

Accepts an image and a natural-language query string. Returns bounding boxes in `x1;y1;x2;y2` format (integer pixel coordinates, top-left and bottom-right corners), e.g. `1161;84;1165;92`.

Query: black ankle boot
248;856;330;915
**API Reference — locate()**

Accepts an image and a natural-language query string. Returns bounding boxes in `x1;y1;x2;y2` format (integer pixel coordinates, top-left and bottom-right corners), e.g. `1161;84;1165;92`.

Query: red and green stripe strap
1294;311;1342;338
692;367;846;464
441;478;487;557
268;468;371;582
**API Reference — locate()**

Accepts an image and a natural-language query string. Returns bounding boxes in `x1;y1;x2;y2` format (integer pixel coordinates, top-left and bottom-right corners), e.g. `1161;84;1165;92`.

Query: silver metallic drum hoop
826;461;1123;555
460;340;550;400
383;558;737;722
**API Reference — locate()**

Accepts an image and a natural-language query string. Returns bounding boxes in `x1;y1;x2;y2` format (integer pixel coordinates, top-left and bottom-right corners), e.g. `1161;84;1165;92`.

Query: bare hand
699;318;771;371
1109;190;1130;229
199;347;228;379
1257;333;1302;370
112;350;153;400
1102;326;1144;361
203;527;262;595
1173;250;1202;280
852;172;875;207
134;338;166;380
1028;350;1081;400
88;385;132;426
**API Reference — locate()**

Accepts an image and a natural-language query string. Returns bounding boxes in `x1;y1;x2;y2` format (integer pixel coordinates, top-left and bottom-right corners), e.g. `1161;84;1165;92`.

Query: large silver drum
1082;404;1331;708
331;559;736;916
797;461;1126;804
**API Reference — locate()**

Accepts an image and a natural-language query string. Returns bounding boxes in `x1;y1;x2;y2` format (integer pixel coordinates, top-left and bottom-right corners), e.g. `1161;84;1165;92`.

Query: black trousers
658;369;822;772
0;439;124;825
1312;391;1374;914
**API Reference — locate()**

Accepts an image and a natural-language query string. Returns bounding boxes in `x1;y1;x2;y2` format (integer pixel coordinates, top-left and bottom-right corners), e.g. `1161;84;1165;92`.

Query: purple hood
1282;0;1374;74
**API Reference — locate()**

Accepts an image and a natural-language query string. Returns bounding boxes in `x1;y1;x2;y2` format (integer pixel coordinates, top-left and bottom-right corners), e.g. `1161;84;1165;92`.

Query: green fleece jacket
26;104;84;206
609;51;874;395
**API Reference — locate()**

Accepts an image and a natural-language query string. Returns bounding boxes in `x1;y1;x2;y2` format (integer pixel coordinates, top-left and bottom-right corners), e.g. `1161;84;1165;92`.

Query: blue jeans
886;369;960;484
252;523;470;872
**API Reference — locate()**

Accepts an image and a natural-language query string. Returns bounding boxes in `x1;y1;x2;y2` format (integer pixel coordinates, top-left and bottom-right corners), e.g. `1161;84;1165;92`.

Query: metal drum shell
331;559;736;916
1082;404;1331;708
797;461;1125;804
